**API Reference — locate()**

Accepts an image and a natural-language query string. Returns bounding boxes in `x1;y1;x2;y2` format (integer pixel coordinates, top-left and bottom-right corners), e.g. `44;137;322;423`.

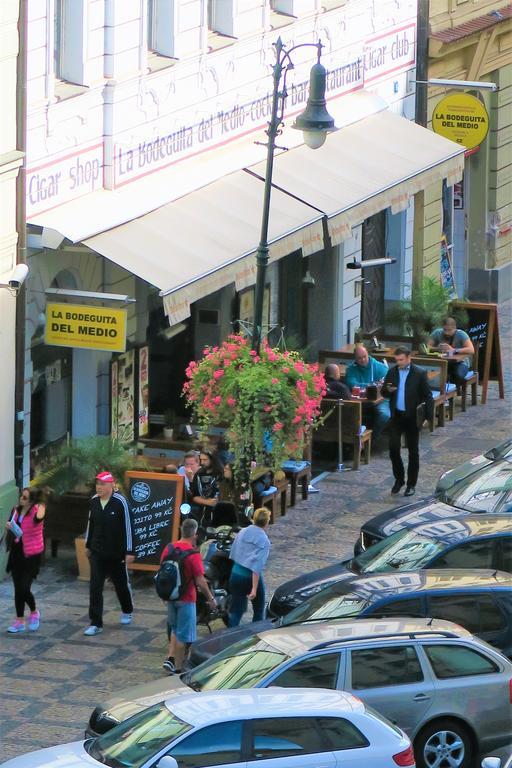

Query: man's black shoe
404;486;415;497
391;481;404;495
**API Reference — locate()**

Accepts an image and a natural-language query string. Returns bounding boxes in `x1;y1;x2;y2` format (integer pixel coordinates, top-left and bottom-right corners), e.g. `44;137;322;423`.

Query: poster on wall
138;346;149;437
111;360;119;441
440;237;457;299
238;286;271;330
116;350;135;443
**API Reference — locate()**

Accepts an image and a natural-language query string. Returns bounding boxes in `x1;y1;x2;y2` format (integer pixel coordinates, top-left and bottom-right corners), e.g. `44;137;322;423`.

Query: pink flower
213;395;222;405
213;369;224;380
272;422;284;432
282;367;290;373
227;396;237;407
271;378;279;385
249;350;257;356
263;405;272;412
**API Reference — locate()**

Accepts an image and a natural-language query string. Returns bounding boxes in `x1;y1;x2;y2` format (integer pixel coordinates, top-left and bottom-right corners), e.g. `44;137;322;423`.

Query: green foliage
32;436;146;496
385;277;452;338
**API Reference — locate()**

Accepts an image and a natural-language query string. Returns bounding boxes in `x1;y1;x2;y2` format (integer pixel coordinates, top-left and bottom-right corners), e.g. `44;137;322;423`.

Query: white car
2;688;414;768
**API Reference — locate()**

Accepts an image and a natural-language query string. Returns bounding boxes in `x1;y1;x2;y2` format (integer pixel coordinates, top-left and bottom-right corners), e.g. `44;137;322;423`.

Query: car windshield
86;702;191;767
182;635;289;691
444;461;512;512
351;528;445;574
283;583;370;624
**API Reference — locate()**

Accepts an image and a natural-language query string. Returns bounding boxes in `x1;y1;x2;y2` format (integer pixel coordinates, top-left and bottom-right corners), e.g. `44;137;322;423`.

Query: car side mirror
157;757;179;768
481;759;502;768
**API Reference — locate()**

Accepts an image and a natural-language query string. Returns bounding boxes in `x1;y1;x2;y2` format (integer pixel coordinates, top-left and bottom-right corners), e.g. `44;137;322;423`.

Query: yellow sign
432;93;489;151
45;302;127;352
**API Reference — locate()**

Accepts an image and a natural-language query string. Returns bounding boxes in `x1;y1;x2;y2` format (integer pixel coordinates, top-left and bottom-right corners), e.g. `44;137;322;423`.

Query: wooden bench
314;398;372;470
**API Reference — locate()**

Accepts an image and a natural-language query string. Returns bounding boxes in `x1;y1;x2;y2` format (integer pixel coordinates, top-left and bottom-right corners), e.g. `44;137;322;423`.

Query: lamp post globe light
251;38;335;352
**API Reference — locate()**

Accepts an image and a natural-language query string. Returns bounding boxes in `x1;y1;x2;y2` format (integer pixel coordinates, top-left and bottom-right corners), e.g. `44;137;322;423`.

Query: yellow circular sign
432;93;489;150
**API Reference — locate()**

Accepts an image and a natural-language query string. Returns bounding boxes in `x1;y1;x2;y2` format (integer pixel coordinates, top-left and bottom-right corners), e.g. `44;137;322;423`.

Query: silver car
87;617;512;768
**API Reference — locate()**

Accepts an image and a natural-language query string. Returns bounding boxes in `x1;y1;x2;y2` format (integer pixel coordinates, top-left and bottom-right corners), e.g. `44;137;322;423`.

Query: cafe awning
246;107;465;246
84;170;324;325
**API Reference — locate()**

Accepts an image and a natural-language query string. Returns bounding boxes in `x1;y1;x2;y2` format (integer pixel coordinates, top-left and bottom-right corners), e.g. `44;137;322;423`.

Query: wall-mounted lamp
302;269;316;287
347;257;397;270
416;78;498;92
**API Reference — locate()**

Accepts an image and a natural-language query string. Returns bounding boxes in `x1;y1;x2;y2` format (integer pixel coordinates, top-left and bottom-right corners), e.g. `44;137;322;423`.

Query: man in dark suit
382;346;434;497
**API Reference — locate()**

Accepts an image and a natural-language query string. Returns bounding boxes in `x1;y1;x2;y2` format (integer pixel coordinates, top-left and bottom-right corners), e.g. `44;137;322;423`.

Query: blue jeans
228;569;265;627
374;400;391;438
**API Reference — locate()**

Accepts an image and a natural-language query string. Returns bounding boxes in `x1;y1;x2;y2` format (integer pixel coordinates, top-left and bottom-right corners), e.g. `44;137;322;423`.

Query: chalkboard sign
451;301;504;405
125;471;183;571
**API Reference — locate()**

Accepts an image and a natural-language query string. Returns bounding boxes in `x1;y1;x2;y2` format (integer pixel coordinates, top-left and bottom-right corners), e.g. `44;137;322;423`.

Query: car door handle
413;694;431;701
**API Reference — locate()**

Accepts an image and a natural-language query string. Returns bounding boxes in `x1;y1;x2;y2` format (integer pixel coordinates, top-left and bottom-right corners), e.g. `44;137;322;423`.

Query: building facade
415;0;511;300
22;0;464;477
0;0;24;570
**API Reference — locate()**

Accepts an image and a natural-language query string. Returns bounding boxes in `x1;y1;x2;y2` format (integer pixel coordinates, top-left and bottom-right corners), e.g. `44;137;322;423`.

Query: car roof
254;617;471;657
349;569;512;601
166;688;363;726
404;514;512;541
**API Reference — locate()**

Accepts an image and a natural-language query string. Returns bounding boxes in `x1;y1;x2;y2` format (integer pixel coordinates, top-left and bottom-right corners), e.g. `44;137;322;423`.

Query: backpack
154;544;198;602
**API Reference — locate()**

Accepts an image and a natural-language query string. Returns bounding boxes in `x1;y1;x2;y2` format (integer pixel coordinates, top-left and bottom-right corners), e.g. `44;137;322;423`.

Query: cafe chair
281;459;311;507
460;368;479;411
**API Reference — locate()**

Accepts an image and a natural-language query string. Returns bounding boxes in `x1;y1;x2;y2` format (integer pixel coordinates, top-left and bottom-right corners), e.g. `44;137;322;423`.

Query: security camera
8;263;29;291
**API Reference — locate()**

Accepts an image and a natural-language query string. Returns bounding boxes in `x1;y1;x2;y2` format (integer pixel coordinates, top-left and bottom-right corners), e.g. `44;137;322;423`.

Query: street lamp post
251;38;335;352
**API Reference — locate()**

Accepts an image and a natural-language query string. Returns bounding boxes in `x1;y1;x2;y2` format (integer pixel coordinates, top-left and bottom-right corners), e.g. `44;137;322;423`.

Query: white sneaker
120;613;132;625
308;484;320;493
84;625;103;636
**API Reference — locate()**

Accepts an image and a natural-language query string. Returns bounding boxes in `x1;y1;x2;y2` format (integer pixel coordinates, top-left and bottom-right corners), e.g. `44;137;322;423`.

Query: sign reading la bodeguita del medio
45;302;127;353
432;93;489;151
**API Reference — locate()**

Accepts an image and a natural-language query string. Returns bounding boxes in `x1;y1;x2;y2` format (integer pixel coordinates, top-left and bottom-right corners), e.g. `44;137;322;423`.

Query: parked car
269;515;512;617
189;569;512;666
357;437;512;554
7;688;415;768
84;618;512;768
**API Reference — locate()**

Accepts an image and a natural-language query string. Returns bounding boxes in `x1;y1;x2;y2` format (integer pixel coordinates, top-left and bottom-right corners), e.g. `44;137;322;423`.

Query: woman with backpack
5;487;46;633
228;507;271;627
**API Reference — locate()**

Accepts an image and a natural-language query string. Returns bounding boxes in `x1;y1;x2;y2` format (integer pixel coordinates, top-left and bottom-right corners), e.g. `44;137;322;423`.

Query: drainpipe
415;0;430;128
15;0;28;486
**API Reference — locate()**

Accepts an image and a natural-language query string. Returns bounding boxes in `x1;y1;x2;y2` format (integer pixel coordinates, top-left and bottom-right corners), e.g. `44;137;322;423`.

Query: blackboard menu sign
451;301;504;405
125;471;183;570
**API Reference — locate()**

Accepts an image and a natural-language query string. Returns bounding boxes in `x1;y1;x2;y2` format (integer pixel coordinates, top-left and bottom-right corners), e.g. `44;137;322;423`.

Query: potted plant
32;436;146;580
163;409;176;439
385;276;453;347
183;334;326;500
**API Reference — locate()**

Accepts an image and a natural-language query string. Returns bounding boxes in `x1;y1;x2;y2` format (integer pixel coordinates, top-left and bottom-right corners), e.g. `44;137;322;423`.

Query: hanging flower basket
183;335;326;493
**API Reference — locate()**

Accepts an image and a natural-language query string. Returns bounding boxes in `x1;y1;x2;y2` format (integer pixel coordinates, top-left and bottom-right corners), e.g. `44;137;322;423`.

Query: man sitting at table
428;317;475;386
324;363;351;400
345;346;391;438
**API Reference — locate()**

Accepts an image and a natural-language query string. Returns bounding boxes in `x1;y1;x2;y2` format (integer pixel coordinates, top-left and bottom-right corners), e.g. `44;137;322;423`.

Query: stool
253;478;288;524
282;463;311;507
460;370;478;412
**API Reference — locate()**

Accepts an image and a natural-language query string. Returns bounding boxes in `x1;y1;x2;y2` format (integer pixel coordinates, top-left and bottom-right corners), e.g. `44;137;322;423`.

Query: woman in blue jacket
228;507;271;627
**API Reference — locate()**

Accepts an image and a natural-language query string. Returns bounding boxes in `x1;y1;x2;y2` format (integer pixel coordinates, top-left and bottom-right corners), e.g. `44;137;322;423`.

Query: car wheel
415;719;473;768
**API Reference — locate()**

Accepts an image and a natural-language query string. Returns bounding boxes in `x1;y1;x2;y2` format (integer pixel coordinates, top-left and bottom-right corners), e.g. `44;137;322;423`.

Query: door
361;212;386;332
247;717;336;768
347;644;434;735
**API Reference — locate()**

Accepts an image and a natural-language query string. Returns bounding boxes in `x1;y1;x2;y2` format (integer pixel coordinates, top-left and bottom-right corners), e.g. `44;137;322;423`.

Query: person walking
161;517;216;674
84;471;135;636
228;507;271;627
382;346;433;498
5;487;46;633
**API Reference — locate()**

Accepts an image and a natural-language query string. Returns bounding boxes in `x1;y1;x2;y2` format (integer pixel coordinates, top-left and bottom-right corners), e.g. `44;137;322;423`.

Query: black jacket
85;492;134;559
325;377;351;399
382;363;434;424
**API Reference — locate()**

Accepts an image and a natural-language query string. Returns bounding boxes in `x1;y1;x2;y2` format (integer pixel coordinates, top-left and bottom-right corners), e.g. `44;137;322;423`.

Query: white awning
247;108;465;246
84;170;323;325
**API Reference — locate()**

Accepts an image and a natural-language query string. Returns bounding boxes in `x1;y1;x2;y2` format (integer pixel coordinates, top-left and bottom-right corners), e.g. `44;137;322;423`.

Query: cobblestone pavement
1;301;511;761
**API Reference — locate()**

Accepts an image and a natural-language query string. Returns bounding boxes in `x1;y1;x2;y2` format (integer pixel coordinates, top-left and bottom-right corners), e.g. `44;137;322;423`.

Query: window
169;721;243;768
54;0;63;78
428;594;505;634
249;717;325;760
147;0;156;50
500;538;511;571
317;717;369;750
351;646;423;689
371;598;424;618
272;653;340;689
431;539;495;569
424;644;499;679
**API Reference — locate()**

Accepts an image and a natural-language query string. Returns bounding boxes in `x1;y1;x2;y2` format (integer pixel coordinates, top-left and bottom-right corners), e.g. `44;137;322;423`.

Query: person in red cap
84;471;134;636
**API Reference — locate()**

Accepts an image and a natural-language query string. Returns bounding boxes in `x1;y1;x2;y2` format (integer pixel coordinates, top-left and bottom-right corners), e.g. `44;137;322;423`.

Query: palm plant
385;277;452;344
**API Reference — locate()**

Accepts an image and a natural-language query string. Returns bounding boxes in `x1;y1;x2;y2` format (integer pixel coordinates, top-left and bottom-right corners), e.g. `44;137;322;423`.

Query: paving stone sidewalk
1;301;510;760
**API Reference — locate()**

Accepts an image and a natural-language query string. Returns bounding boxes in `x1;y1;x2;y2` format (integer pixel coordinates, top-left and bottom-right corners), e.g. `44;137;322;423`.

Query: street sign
45;302;127;352
432;93;489;151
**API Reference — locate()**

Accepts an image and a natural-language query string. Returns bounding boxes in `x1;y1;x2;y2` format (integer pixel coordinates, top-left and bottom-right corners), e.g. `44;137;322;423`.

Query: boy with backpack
158;517;216;674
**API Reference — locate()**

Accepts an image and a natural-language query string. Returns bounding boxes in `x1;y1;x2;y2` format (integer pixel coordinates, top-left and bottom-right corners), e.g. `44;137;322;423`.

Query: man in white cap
84;471;134;636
